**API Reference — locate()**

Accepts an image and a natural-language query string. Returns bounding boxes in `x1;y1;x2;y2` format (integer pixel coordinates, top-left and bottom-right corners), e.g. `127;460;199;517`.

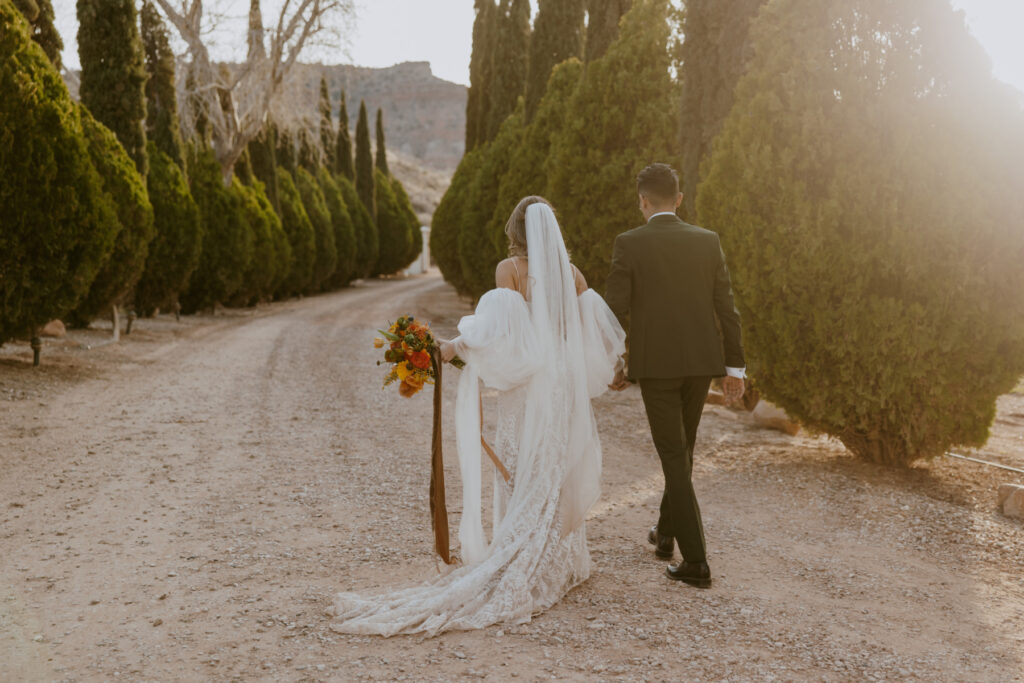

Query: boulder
998;483;1024;520
39;320;66;338
752;400;800;436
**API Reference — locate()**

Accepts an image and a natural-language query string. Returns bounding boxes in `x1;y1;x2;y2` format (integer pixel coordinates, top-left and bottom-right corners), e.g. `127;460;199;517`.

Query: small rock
32;634;44;642
40;320;66;338
152;619;163;627
998;483;1024;519
752;400;800;435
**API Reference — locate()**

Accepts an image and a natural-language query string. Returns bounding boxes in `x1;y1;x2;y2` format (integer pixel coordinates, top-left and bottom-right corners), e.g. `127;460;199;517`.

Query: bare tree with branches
153;0;354;184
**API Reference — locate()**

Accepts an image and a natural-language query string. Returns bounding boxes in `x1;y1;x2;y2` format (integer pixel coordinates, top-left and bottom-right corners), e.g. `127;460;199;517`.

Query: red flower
409;350;431;370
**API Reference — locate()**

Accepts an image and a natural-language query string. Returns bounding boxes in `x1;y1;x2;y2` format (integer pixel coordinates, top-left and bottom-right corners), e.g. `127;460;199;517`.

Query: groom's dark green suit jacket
605;213;745;379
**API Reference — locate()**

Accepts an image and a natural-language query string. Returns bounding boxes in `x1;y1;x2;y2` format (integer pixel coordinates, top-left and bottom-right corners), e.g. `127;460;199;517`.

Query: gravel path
1;273;1022;681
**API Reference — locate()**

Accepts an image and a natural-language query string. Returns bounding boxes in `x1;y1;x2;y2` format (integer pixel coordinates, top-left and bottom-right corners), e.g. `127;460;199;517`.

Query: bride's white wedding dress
331;204;625;636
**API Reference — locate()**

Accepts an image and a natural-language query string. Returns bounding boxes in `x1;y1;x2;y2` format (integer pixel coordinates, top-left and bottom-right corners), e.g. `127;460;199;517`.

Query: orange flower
399;380;421;398
409;350;431;370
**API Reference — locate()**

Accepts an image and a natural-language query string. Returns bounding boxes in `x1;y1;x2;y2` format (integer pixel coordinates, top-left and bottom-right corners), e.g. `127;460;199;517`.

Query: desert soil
1;273;1022;682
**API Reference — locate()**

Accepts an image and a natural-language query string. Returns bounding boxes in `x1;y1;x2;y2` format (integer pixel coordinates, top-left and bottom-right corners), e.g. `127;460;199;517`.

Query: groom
605;163;745;588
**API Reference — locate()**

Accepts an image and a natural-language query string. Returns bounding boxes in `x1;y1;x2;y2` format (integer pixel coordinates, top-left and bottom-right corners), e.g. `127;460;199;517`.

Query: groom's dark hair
637;163;679;204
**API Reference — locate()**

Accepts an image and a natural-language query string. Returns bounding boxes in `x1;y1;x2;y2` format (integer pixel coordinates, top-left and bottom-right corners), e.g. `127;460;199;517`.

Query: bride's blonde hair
505;196;553;257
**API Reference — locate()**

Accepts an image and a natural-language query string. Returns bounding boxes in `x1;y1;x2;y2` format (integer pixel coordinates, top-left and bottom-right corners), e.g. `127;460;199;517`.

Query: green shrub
0;0;118;343
338;173;377;279
547;0;677;287
180;145;254;312
274;167;317;297
69;106;155;326
391;175;421;269
134;142;202;316
697;0;1024;466
317;169;358;288
295;166;337;292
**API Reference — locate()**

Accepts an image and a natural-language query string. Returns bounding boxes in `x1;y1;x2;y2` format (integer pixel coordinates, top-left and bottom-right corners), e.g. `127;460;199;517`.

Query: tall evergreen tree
525;0;584;120
276;128;297;172
338;174;377;278
317;168;357;288
248;123;280;213
140;0;185;167
69;106;156;326
15;0;62;68
335;90;355;179
698;0;1024;466
134;142;203;316
373;168;413;276
295;166;337;291
77;0;148;176
297;126;320;173
274;167;317;297
1;0;119;345
584;0;631;63
678;0;766;219
486;0;531;141
354;100;376;219
375;107;390;175
548;0;676;286
465;0;497;150
319;76;336;171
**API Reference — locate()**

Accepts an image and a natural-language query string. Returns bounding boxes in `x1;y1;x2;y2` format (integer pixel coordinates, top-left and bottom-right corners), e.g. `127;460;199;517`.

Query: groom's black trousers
639;376;712;563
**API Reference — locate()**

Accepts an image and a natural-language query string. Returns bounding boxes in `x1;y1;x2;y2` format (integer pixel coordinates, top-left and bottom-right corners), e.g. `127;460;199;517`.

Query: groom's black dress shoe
647;525;674;559
666;561;712;588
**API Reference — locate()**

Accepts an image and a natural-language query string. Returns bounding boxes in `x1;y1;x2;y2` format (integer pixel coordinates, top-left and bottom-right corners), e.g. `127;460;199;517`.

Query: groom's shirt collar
648;211;678;221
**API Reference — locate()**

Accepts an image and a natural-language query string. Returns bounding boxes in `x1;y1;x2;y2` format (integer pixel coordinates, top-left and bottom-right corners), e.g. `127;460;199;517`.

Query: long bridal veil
332;203;625;637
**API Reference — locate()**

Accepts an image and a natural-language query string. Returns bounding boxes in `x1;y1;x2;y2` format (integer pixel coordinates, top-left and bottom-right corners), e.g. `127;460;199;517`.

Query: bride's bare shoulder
495;258;519;290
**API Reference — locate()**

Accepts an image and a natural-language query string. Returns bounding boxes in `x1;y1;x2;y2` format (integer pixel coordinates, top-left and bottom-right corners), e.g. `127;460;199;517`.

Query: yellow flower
395;363;412;381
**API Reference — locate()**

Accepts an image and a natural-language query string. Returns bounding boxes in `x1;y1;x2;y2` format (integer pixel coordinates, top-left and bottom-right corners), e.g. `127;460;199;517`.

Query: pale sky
50;0;1024;93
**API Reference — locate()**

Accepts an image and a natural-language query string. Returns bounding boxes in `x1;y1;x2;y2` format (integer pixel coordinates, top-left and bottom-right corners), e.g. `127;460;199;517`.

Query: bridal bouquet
375;315;464;398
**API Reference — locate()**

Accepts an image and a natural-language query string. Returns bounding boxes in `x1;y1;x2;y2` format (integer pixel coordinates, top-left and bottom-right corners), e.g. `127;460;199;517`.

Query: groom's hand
609;368;630;392
722;376;745;404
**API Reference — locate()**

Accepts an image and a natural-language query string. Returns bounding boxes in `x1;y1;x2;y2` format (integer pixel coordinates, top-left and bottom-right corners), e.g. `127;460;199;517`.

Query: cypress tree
277;129;297;172
548;0;676;286
0;0;118;345
180;144;254;312
431;149;484;295
16;0;62;68
465;0;496;150
318;168;357;288
697;0;1024;466
298;126;320;173
584;0;631;63
354;100;376;219
248;123;280;213
338;173;377;279
69;106;156;326
296;166;337;291
375;108;390;175
678;0;766;219
231;180;283;306
493;58;582;247
486;0;531;141
373;168;413;276
134;142;203;316
335;90;355;179
140;0;185;167
77;0;148;176
319;76;337;171
392;176;422;267
525;0;584;120
460;106;526;297
274;168;317;296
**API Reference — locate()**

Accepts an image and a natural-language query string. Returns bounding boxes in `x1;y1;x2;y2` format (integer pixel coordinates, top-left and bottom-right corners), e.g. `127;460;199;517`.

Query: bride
332;197;626;636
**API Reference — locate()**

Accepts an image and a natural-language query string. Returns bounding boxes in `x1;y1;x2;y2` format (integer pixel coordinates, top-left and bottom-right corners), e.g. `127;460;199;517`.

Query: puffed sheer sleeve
577;289;627;398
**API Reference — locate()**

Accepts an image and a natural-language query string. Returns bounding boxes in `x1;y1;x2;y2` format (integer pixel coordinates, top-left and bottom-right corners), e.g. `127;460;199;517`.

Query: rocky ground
1;274;1022;681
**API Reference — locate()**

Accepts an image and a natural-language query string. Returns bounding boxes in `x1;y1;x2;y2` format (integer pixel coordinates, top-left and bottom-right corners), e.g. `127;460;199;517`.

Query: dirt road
1;274;1022;681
